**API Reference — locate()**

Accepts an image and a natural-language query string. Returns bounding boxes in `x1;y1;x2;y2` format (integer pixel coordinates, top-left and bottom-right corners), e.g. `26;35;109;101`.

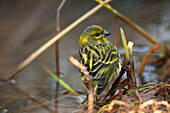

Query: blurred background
0;0;170;113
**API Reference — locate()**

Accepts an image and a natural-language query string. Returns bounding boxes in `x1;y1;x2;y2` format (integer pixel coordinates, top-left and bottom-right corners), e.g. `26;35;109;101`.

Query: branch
95;0;160;45
69;57;94;112
1;0;112;81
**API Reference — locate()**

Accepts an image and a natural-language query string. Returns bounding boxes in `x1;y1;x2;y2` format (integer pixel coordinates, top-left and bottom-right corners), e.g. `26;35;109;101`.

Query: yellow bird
78;25;121;97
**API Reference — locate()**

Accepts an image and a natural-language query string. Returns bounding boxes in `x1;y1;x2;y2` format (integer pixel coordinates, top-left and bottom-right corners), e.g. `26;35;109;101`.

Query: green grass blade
43;65;83;101
120;27;129;60
97;104;110;113
124;86;152;97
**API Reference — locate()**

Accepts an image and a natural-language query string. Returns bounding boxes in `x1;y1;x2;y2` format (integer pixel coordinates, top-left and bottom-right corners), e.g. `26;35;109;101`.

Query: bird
78;25;121;98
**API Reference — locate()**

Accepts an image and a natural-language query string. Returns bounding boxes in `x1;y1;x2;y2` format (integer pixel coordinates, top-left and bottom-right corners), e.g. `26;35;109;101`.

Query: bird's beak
104;30;111;37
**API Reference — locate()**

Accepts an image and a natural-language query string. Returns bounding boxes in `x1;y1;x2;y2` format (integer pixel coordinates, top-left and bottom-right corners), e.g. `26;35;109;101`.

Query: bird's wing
79;43;121;94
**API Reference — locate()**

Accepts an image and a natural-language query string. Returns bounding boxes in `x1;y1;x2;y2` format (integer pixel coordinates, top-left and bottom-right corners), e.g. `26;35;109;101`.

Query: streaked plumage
78;25;121;96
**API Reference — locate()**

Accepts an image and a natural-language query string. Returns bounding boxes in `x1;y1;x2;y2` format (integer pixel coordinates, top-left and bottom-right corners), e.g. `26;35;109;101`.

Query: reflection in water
9;78;20;86
0;0;170;113
56;72;67;79
65;53;79;65
0;106;8;113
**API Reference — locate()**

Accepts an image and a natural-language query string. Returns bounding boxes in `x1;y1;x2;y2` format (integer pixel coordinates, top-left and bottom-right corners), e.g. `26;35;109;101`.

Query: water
0;0;170;113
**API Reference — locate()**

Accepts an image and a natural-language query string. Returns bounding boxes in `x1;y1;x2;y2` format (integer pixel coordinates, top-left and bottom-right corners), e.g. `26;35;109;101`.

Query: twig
159;47;170;81
107;100;131;112
69;57;91;80
121;29;136;88
121;28;139;99
109;91;124;101
138;100;170;112
56;0;66;34
1;0;112;81
95;0;160;45
127;54;137;88
113;16;118;48
55;2;66;112
55;0;66;76
69;56;94;112
136;44;162;74
134;90;143;102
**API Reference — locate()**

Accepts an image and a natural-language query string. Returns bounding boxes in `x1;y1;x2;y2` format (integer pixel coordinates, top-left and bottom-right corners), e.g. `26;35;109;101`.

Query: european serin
78;25;121;97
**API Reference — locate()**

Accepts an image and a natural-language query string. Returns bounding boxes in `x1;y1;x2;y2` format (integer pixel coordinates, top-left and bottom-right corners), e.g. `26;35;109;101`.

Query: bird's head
79;25;111;46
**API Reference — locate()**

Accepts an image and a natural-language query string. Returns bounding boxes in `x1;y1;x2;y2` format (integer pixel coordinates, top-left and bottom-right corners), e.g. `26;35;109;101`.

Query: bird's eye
95;33;100;37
